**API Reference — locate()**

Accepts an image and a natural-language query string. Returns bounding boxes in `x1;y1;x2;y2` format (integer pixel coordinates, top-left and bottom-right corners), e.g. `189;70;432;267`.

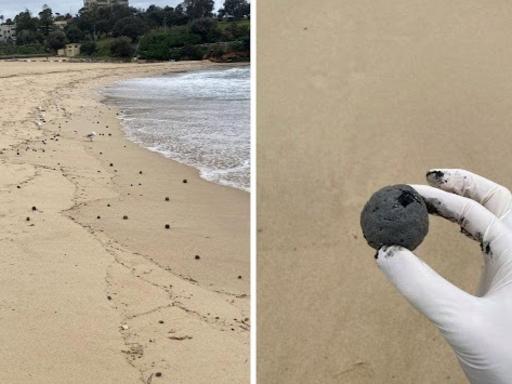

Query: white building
0;24;16;43
53;20;69;29
84;0;129;9
57;43;81;57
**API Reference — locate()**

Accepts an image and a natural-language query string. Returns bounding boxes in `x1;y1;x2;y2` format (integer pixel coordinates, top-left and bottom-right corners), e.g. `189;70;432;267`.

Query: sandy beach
0;60;249;383
258;1;512;383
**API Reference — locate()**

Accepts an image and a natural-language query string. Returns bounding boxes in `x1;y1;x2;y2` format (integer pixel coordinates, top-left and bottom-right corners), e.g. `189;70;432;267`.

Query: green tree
47;30;66;50
16;29;43;45
38;5;54;36
110;36;134;57
143;5;188;28
144;5;165;27
189;17;219;43
64;24;84;42
14;10;39;34
172;5;189;25
75;8;96;39
112;16;146;41
220;0;250;19
183;0;214;19
14;10;43;46
111;4;135;20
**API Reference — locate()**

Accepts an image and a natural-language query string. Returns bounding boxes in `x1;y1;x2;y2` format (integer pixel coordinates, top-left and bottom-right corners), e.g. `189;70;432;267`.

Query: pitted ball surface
360;184;429;250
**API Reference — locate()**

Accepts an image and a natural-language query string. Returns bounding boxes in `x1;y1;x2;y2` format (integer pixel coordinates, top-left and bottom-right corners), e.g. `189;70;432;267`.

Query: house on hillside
0;23;16;43
54;20;69;29
84;0;129;9
58;43;81;57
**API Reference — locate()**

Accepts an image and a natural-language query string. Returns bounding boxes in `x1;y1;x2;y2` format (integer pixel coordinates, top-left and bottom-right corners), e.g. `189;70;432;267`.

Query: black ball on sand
123;215;128;220
165;224;170;229
360;184;429;251
165;197;170;201
182;179;188;184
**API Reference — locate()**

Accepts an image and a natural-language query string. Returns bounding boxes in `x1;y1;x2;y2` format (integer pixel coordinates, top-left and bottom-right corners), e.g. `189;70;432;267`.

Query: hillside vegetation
0;0;250;61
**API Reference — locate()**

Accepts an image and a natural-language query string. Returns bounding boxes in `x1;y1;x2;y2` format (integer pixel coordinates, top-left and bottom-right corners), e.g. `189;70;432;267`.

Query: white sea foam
102;67;250;191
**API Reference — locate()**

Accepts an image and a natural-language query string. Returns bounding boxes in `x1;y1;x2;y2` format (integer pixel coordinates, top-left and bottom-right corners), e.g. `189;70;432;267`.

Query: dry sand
258;1;512;383
0;60;249;383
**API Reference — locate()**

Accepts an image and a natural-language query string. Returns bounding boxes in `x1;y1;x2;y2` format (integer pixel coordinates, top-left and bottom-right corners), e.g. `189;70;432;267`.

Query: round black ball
360;184;429;250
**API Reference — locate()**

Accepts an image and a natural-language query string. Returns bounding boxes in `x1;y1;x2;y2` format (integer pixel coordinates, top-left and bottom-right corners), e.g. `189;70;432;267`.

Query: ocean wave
102;67;250;192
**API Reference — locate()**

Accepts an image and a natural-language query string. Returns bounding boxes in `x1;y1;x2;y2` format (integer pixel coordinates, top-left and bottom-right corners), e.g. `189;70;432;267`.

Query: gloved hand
376;169;512;384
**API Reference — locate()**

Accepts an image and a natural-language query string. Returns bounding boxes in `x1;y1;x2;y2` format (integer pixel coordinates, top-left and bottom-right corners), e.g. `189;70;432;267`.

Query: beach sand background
258;1;512;383
0;60;249;383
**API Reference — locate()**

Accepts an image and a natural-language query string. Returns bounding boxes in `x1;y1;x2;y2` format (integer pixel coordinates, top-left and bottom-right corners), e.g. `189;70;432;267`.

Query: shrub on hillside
80;40;97;55
16;43;46;55
221;22;249;40
240;35;250;50
168;44;207;60
138;27;201;60
210;43;226;58
110;37;135;57
0;43;14;55
181;44;208;59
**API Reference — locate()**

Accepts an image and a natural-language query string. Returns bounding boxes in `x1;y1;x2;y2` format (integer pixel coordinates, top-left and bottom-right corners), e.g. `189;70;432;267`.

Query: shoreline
0;61;249;383
82;75;250;293
100;64;250;193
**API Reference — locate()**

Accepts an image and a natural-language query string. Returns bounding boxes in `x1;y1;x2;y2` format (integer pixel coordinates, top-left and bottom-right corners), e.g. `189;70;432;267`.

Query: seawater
102;66;250;191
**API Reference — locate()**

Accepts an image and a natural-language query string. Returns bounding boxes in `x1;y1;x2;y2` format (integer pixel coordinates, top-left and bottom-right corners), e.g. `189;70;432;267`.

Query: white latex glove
376;169;512;384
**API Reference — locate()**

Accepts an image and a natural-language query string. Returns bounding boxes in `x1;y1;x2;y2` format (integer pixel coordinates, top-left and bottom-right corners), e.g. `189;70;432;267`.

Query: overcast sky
0;0;224;19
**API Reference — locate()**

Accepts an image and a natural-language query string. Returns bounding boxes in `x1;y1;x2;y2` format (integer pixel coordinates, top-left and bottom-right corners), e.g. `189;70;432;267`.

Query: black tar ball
360;184;428;250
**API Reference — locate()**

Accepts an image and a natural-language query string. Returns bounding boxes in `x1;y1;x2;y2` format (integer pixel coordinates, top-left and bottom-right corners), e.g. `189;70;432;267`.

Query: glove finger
411;184;501;243
426;169;512;218
412;184;512;285
376;245;477;330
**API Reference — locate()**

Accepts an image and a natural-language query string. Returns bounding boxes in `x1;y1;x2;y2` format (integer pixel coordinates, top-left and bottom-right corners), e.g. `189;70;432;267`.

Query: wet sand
0;60;249;383
258;1;512;383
